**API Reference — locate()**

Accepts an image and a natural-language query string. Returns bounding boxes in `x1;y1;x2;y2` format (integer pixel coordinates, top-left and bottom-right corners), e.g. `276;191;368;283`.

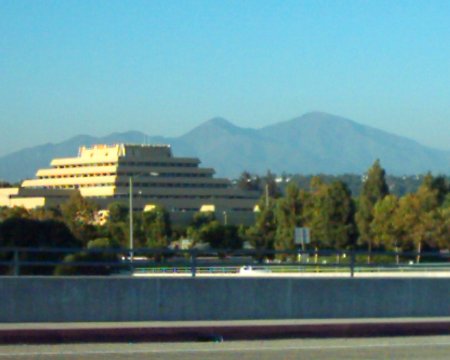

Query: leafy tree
245;196;277;251
393;180;445;262
423;174;449;206
356;160;389;262
105;202;129;247
60;191;100;245
191;221;243;250
371;195;401;261
30;207;63;221
305;181;356;250
0;218;80;275
108;202;129;223
190;211;216;229
54;237;120;276
141;206;171;248
274;182;302;252
0;206;31;221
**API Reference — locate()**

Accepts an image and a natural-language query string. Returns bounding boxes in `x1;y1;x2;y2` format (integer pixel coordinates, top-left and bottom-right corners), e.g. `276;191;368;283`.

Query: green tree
393;181;445;262
371;195;401;261
60;191;100;245
305;181;356;250
423;174;449;206
0;218;80;275
245;196;277;251
54;237;120;276
356;160;389;262
274;182;302;253
141;206;171;248
105;202;129;247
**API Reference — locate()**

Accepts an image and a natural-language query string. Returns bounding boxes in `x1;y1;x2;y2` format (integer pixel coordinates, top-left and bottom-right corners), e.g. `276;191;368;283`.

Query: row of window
114;194;252;200
41;182;228;189
127;182;228;189
55;163;116;169
39;172;211;179
123;161;198;167
54;161;199;169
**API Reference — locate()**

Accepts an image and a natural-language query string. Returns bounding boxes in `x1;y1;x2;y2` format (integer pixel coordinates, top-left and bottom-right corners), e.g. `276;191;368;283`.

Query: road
0;336;449;360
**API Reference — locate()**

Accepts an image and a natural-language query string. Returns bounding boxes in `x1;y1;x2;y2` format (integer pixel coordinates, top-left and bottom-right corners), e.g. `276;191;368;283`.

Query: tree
393;180;445;262
105;202;129;247
141;206;171;249
245;196;277;251
305;181;356;250
0;218;80;275
60;191;100;245
107;202;128;223
30;207;63;221
0;206;31;221
274;182;302;253
371;195;401;261
237;171;261;192
262;170;281;198
190;211;216;229
54;237;120;276
423;174;449;206
356;160;389;262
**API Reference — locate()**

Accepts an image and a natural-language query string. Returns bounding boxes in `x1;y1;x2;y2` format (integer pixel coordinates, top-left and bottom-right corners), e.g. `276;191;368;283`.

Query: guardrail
0;247;449;277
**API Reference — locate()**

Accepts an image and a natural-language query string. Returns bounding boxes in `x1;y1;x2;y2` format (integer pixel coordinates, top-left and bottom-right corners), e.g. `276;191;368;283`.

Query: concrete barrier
0;277;448;323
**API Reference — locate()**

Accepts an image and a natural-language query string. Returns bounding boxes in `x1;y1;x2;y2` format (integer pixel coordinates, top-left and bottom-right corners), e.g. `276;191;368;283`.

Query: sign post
295;227;310;251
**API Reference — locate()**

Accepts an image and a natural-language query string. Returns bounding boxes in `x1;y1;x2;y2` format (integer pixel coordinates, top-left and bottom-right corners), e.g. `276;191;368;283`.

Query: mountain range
0;112;449;182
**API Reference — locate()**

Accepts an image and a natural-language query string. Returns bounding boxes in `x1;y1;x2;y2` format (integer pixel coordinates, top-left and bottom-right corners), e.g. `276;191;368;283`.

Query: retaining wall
1;277;448;322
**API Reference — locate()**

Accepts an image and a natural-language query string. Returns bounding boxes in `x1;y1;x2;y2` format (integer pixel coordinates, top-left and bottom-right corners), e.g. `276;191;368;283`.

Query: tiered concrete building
0;144;259;224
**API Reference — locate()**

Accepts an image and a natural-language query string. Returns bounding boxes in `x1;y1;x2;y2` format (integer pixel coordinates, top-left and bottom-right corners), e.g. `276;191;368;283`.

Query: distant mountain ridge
0;112;449;182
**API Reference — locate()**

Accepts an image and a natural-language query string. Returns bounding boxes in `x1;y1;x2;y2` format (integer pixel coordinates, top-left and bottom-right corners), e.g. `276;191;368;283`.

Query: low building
1;144;260;225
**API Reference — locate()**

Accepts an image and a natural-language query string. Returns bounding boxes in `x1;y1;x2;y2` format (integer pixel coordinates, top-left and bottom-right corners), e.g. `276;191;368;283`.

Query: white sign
295;227;310;245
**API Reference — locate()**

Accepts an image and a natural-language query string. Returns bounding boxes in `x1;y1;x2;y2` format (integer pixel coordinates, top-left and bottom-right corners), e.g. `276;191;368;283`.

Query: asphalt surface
0;336;449;360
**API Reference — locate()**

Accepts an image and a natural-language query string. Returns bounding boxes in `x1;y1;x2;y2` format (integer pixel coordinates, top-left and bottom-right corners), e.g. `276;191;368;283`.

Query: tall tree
356;160;389;262
371;195;401;261
141;206;171;249
274;182;302;252
393;179;445;262
245;195;277;251
106;202;129;247
301;179;356;250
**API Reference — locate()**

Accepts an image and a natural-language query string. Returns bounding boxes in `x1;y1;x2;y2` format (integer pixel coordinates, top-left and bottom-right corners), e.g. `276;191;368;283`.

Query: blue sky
1;0;449;156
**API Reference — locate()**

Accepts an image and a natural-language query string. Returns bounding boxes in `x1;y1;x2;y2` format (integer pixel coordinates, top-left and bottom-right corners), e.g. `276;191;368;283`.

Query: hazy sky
1;0;449;156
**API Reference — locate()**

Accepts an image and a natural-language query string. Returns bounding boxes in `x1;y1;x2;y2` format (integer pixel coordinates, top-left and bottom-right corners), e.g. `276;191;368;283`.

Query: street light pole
128;171;159;263
129;176;134;262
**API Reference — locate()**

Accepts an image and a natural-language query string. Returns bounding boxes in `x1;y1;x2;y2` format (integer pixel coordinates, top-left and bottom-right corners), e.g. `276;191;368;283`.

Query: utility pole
129;176;134;263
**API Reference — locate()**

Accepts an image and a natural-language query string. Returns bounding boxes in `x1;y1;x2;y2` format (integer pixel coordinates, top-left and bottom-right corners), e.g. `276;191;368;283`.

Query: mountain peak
204;117;237;129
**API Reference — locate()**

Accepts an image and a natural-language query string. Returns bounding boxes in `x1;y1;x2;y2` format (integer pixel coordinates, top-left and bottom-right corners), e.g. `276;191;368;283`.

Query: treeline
244;161;449;263
0;161;449;275
235;171;449;197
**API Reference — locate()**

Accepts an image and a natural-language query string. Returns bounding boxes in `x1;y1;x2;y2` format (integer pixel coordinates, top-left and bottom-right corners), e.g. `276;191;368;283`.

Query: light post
222;210;228;226
129;176;134;262
129;172;159;262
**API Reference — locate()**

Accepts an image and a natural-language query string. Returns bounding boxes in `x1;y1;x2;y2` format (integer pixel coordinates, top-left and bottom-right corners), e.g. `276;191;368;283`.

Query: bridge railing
0;247;448;277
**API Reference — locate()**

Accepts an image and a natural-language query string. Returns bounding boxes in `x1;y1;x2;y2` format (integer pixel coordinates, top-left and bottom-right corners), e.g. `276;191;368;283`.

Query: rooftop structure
1;144;259;224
